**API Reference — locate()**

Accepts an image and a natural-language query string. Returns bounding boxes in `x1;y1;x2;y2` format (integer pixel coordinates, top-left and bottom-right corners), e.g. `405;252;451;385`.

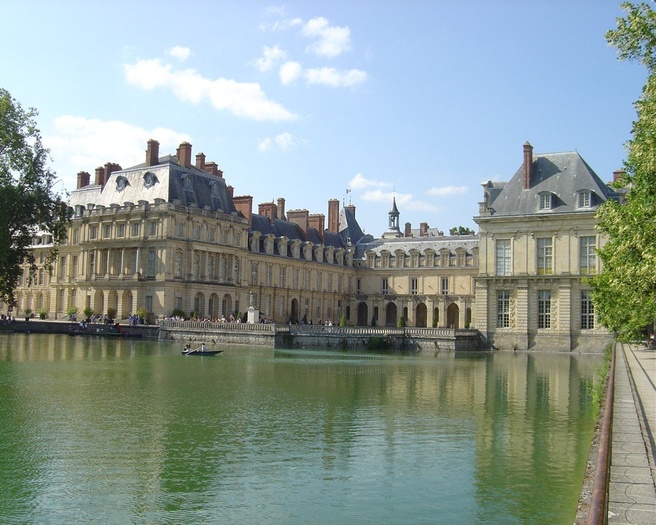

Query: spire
382;197;402;238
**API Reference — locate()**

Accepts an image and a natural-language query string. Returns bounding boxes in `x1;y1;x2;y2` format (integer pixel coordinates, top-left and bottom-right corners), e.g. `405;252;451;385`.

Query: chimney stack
523;141;533;190
233;195;253;227
204;162;222;177
420;222;428;237
309;213;325;240
258;202;278;222
176;142;192;168
287;209;309;234
195;153;206;170
277;198;286;220
328;199;340;233
146;139;160;167
77;171;90;189
613;169;625;182
95;166;105;186
404;222;412;237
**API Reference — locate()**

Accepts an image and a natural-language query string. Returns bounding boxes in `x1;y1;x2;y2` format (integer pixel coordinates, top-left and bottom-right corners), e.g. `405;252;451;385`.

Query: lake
0;334;602;524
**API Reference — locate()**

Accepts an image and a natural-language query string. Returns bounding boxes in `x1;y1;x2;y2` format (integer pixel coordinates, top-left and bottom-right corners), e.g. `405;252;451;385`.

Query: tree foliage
589;3;656;340
0;88;70;307
449;226;475;236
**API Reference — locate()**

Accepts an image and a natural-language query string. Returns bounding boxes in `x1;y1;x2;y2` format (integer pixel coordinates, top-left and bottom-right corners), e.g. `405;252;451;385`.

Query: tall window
537;238;553;275
149;221;157;237
411;277;418;294
280;267;286;288
495;239;511;276
117;224;125;238
581;290;595;329
441;277;449;295
147;250;157;277
251;263;258;286
497;290;510;328
131;223;140;237
265;265;273;286
580;236;597;275
538;290;551;329
382;278;389;294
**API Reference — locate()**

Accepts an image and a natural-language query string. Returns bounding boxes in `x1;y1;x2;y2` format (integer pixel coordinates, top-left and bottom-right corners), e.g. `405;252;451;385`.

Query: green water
0;334;601;524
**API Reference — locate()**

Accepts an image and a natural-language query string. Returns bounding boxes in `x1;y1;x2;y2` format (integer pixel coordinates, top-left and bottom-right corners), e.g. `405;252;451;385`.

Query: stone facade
7;140;617;351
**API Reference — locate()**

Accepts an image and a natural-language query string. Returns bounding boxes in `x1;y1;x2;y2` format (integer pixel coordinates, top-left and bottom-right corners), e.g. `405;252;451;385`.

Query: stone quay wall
158;320;483;353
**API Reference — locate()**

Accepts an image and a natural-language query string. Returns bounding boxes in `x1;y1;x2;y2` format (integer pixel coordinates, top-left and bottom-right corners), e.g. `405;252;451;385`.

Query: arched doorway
416;303;427;327
385;302;397;327
222;294;232;318
121;290;133;318
290;298;299;324
194;292;205;317
209;293;219;318
357;302;368;326
447;303;459;329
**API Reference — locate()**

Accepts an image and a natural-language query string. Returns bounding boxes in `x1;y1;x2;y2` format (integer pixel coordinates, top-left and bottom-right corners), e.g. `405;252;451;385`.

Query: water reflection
0;335;601;524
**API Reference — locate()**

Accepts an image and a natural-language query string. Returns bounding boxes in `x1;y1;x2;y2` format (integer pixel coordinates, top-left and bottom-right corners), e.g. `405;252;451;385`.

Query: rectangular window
382;278;389;295
103;224;111;238
145;296;153;313
117;224;126;238
411;277;418;295
72;256;79;277
149;221;157;237
193;224;201;240
90;225;98;240
147;250;156;277
174;252;183;278
538;290;551;329
176;222;184;237
579;191;591;208
73;229;79;244
495;239;511;276
537;238;553;275
581;290;595;329
293;268;299;289
356;278;361;294
497;290;510;328
251;263;258;286
265;265;273;286
131;223;140;237
208;228;215;242
580;236;597;275
280;267;286;288
540;193;552;209
441;277;449;295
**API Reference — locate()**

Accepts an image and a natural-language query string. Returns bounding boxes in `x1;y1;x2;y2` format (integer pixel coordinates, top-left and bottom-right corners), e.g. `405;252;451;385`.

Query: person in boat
184;343;191;353
201;343;207;352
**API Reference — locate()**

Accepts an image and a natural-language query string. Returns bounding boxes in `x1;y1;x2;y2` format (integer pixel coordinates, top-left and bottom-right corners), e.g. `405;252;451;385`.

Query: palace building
9;140;616;350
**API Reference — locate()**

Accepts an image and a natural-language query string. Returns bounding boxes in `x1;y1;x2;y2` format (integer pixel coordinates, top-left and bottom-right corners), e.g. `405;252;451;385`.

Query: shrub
37;307;47;320
83;306;94;320
171;308;185;318
339;313;347;327
107;307;117;321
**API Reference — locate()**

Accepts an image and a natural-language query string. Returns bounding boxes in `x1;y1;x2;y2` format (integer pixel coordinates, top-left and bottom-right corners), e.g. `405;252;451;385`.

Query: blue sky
2;1;646;237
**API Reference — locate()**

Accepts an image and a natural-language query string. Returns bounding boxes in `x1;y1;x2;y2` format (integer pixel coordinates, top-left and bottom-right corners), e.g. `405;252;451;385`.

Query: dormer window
538;192;553;210
578;190;591;208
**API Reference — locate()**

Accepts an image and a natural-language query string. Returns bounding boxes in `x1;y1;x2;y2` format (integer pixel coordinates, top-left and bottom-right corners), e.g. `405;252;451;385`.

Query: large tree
589;2;656;340
0;88;70;308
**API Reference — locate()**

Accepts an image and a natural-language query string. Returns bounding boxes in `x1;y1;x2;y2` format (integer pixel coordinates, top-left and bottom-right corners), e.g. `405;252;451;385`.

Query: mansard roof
354;235;478;259
68;155;236;214
481;150;617;217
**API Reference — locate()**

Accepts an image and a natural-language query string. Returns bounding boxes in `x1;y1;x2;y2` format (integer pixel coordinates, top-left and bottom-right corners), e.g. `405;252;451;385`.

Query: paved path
608;344;656;524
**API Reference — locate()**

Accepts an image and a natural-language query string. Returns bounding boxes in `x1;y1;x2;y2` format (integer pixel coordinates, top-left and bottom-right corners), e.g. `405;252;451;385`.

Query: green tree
449;226;474;236
0;89;70;307
589;3;656;340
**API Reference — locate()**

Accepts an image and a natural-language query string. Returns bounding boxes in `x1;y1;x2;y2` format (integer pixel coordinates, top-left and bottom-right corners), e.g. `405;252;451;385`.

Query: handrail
587;343;616;525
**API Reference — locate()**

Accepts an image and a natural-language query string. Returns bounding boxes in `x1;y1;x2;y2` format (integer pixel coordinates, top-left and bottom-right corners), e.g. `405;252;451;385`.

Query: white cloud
124;58;297;121
254;45;287;72
305;67;367;88
279;61;303;85
270;17;303;31
349;173;393;190
426;185;469;197
169;46;192;61
45;115;190;190
258;132;303;152
302;17;351;58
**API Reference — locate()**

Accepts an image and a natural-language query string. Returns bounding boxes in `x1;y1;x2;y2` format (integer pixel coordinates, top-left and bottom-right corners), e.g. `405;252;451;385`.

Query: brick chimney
95;166;105;186
204;162;222;177
523;141;533;190
345;204;356;219
420;222;428;237
258;202;278;222
77;171;90;189
146;139;159;167
277;198;286;220
105;162;120;183
287;209;309;234
195;153;206;170
233;195;253;227
309;213;325;240
613;169;625;182
404;222;412;237
328;199;340;233
176;142;192;168
227;185;234;199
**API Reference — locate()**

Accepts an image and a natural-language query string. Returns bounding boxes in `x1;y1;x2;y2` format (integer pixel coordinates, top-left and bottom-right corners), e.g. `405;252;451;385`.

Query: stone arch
121;290;133;318
433;307;439;327
357;301;368;326
385;302;397;327
108;290;118;315
222;294;233;318
194;292;205;317
208;293;219;318
447;303;459;329
373;305;379;326
416;303;427;327
94;290;104;316
290;298;299;324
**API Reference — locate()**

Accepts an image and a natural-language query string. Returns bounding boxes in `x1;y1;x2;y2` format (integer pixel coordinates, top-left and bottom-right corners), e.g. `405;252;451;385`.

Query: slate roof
68;156;236;215
481;151;617;217
354;235;478;259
